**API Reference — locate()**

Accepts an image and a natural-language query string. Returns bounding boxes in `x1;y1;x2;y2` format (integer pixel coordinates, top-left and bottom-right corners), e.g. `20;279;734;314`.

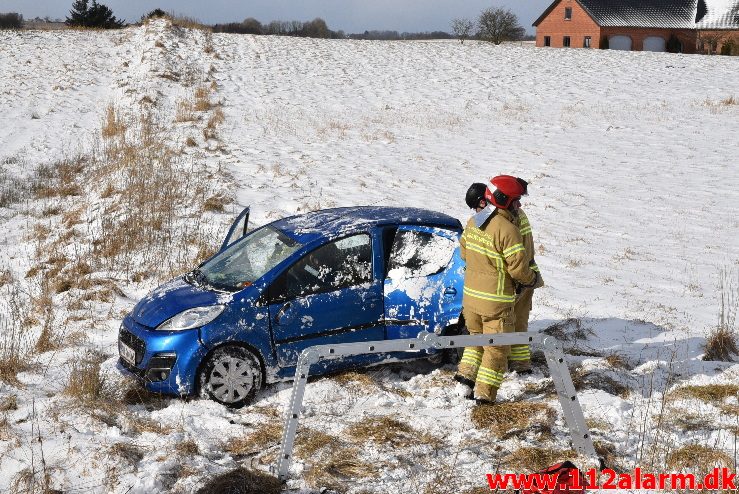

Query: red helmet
485;175;526;209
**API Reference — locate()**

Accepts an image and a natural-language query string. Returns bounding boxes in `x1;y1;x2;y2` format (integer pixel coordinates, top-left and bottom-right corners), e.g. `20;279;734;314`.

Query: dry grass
203;194;229;213
304;446;377;491
542;318;591;341
195;467;281;494
226;422;282;456
331;370;376;388
31;157;85;199
504;446;578;472
703;326;738;361
194;86;213;112
175;439;199;456
604;353;632;370
110;441;145;465
101;104;126;138
671;384;739;403
594;440;624;472
346;415;440;449
0;395;18;414
295;428;340;458
470;401;556;439
169;15;212;31
667;409;716;431
666;444;732;475
346;415;414;446
206;107;225;130
0;314;31;385
721;95;737;105
720;403;739;416
175;99;197;122
64;354;106;402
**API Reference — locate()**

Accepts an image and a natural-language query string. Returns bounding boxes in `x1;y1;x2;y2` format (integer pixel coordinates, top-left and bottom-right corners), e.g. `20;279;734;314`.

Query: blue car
118;206;465;407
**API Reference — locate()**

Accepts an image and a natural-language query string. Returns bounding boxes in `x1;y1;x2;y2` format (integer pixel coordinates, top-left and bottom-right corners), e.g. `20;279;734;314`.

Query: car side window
386;230;456;279
270;234;372;302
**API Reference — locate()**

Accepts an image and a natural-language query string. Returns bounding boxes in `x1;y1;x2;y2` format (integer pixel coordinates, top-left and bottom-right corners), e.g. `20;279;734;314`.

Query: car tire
199;346;263;408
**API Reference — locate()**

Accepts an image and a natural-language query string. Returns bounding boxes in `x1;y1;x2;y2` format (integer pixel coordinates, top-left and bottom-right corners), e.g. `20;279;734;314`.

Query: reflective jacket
459;208;538;316
517;209;545;289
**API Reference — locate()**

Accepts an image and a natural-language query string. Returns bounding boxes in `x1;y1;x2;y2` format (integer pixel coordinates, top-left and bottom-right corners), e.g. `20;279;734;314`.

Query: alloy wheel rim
209;356;253;403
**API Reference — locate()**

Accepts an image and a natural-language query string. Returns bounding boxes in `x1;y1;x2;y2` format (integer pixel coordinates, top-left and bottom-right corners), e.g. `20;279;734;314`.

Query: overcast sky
3;1;552;34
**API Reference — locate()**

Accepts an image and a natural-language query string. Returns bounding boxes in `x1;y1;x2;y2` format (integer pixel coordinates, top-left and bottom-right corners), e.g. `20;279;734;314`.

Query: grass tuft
304;446;377;491
226;422;282;456
666;444;732;474
471;401;556;439
671;384;739;403
346;415;439;449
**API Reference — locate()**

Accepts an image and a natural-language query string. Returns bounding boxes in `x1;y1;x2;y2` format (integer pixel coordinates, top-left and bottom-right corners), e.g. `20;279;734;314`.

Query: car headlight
156;305;226;331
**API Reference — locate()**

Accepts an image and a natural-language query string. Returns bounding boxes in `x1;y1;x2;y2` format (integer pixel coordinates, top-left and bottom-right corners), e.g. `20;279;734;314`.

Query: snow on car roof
271;206;462;241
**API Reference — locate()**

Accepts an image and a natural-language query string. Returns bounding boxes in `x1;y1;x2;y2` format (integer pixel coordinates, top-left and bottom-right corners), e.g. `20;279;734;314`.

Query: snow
1;18;738;493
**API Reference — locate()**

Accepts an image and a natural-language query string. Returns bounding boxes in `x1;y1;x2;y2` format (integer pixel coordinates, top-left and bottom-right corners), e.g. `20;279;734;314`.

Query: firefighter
454;177;539;403
508;177;544;374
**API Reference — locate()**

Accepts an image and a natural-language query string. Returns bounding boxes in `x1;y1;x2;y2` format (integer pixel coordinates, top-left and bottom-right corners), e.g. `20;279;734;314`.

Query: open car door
220;206;250;252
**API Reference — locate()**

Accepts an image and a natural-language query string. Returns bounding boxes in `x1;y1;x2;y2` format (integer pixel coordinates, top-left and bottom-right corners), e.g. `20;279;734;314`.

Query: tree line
3;1;531;44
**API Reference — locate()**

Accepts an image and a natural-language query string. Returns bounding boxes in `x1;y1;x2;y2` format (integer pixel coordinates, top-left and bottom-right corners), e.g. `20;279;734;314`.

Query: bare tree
477;7;525;45
451;17;475;44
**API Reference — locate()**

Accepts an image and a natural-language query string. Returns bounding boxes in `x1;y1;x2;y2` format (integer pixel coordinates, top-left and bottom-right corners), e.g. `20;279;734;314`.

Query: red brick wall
535;0;601;48
600;27;697;53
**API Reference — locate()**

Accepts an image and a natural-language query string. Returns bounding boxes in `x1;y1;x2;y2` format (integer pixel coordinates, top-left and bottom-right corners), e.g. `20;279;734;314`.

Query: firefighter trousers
457;306;515;401
510;287;534;369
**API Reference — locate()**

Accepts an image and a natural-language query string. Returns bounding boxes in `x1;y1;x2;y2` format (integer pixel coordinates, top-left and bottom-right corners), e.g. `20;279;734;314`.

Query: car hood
131;277;229;328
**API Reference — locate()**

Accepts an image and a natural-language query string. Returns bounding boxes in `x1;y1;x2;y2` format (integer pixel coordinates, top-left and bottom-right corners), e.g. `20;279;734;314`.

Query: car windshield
193;226;302;291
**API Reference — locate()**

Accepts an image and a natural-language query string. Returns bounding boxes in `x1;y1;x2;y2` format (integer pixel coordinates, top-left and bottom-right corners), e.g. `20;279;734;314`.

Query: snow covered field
1;19;738;493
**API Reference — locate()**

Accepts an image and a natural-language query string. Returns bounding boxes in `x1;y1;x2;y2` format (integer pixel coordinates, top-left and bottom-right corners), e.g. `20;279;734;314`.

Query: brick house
533;0;739;54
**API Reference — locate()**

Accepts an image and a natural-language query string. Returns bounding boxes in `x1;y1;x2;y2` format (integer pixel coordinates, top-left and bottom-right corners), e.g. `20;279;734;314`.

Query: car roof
271;206;462;244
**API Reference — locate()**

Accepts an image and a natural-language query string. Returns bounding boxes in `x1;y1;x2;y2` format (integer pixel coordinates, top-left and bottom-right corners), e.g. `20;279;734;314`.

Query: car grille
119;329;146;365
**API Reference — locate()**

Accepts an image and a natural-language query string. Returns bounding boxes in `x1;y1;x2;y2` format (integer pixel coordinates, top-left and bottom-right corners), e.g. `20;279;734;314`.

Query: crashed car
118;206;464;407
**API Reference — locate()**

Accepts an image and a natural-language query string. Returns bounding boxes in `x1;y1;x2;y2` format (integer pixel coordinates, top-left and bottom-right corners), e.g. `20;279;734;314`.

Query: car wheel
199;346;262;408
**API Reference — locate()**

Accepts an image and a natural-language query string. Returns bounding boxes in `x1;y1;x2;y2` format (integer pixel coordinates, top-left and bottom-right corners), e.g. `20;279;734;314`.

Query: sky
2;0;552;34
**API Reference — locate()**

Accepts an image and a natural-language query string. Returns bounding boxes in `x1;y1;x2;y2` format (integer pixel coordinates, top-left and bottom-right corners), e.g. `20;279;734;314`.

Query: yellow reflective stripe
465;241;503;260
463;348;483;356
477;373;503;384
461;353;482;365
478;368;504;379
477;369;504;385
531;265;540;272
496;257;504;295
503;243;525;257
464;287;515;303
461;358;482;367
509;356;530;361
519;226;532;236
476;376;502;387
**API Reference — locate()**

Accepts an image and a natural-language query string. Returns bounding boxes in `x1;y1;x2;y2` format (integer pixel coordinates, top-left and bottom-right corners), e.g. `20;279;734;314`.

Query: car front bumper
118;315;207;396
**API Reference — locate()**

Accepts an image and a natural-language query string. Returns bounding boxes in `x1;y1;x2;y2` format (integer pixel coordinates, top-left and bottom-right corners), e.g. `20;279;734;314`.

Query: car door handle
275;302;291;325
444;287;457;296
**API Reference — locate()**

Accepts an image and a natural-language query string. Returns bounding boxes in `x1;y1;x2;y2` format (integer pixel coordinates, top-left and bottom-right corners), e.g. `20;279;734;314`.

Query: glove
520;271;539;289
